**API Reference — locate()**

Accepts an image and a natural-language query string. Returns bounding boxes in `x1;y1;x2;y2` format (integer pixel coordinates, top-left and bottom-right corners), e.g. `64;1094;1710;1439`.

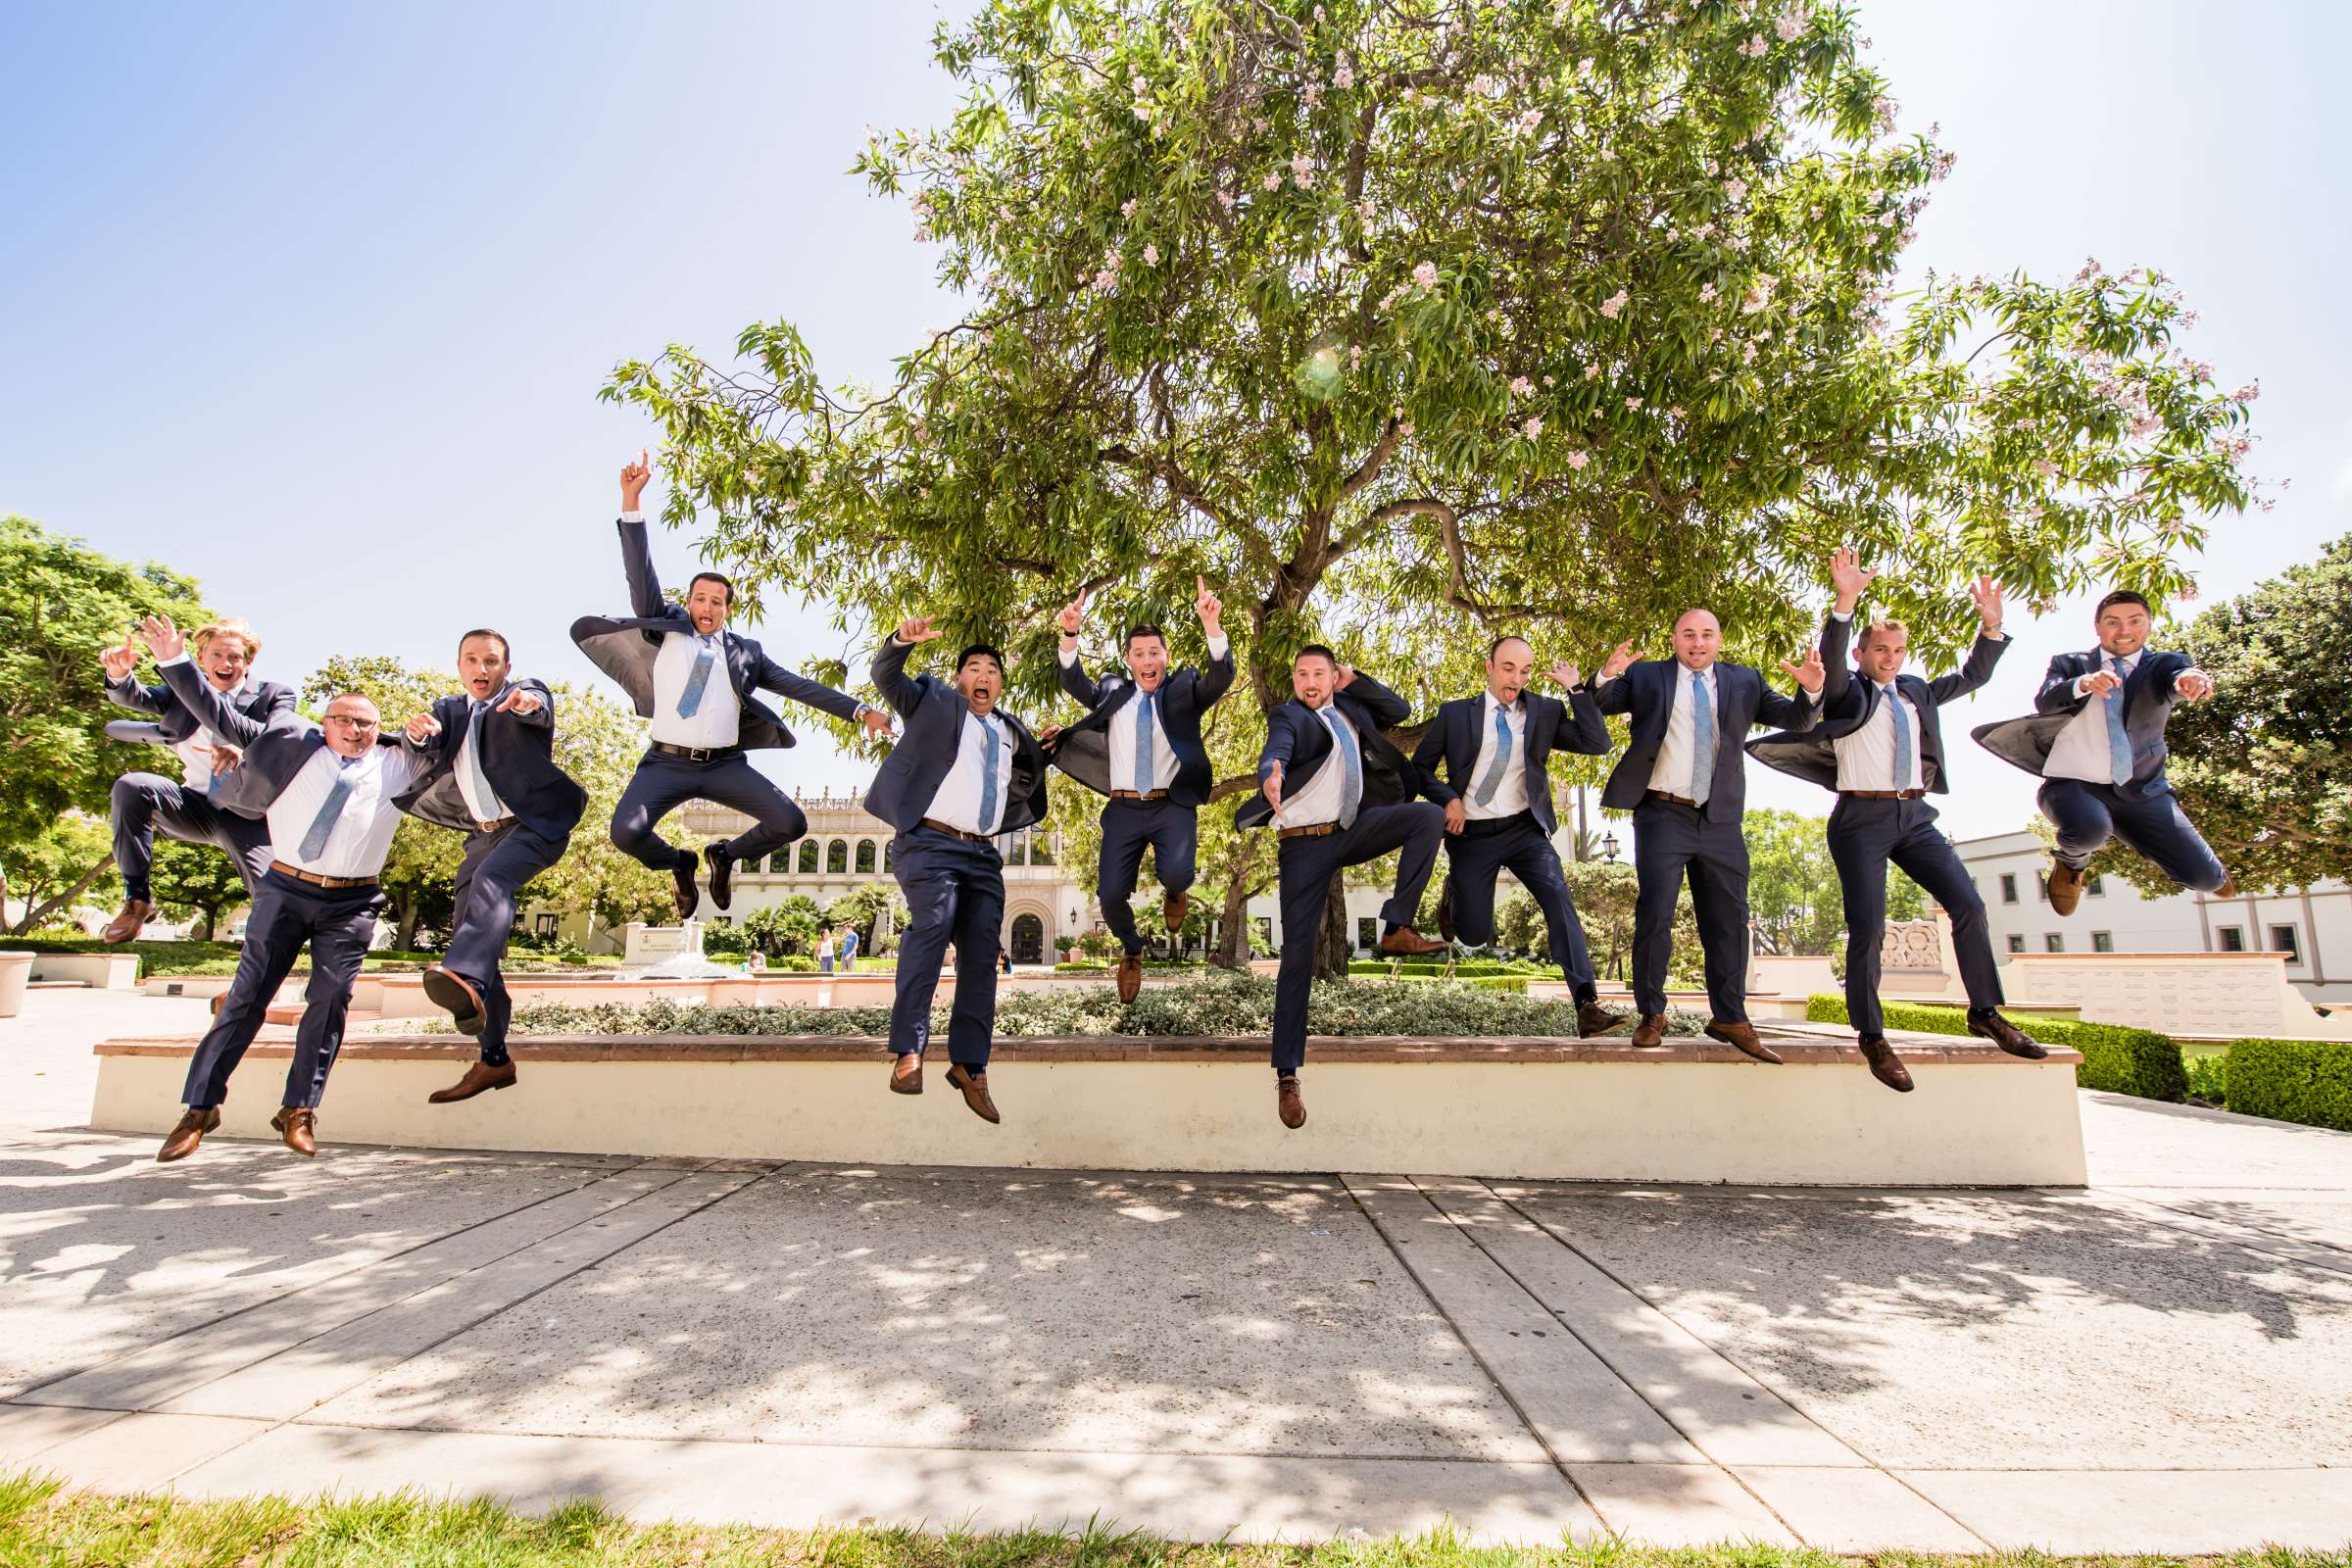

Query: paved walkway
3;988;2351;1550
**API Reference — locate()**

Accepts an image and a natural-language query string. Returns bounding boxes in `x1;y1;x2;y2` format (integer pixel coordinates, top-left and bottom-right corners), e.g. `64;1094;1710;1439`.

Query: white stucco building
1949;829;2352;1004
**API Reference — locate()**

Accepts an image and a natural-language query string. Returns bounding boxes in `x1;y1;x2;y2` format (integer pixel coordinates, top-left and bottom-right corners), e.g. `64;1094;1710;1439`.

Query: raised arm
1591;638;1641;715
1192;576;1235;708
146;620;272;748
1557;687;1611;756
614;452;671;620
1929;578;2011;705
1054;590;1108;709
100;632;172;717
753;648;868;725
495;678;556;730
2035;655;2094;715
870;617;940;719
1338;667;1410;728
1757;646;1827;732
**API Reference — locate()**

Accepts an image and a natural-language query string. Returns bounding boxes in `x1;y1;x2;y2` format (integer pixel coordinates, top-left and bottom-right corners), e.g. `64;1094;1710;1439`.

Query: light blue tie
2104;656;2133;785
466;701;499;814
1689;672;1716;806
1133;690;1157;794
974;714;1002;834
1886;684;1913;792
1322;708;1362;829
1472;704;1514;807
297;757;362;862
676;635;718;717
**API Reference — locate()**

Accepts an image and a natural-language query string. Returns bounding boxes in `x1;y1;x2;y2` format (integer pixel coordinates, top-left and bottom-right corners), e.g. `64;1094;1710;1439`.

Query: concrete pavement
4;988;2352;1549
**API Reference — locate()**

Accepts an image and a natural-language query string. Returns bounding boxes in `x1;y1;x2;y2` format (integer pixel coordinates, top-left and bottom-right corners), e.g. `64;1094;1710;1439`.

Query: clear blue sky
4;0;2344;842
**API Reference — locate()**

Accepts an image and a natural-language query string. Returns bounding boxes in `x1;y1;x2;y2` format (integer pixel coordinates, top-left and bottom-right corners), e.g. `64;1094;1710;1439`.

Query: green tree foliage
742;895;823;957
0;813;119;935
611;0;2260;732
0;516;211;925
2100;536;2352;895
1742;806;1924;955
147;839;248;940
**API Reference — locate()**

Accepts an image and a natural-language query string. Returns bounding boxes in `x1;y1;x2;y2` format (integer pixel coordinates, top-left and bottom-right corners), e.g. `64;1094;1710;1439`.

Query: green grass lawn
3;1474;2348;1568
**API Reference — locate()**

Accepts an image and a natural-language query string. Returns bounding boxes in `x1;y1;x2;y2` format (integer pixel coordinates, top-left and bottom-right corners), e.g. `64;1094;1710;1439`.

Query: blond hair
1858;617;1908;653
192;618;261;660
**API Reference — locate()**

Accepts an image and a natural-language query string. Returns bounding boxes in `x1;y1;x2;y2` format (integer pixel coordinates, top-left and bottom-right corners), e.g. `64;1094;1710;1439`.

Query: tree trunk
1214;859;1252;969
10;854;115;935
1315;878;1351;981
394;898;423;952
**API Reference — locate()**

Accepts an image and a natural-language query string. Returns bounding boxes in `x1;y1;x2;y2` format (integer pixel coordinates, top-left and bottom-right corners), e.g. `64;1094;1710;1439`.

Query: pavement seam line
2085;1188;2352;1275
7;1155;662;1402
1337;1174;1607;1535
1480;1182;1995;1552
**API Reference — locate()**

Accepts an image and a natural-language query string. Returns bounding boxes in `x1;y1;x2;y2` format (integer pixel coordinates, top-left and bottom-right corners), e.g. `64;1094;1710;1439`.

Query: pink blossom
1092;269;1117;292
1774;5;1806;42
1333;64;1354;89
1349;345;1364;368
1517;108;1543;131
1600;288;1629;318
1294;168;1314;189
1698;282;1718;304
2230;380;2260;403
1413;261;1439;289
2176;583;2201;600
2034;460;2059;478
1626;397;1643;410
1263;172;1282;191
1121;198;1138;220
1303;82;1323;108
1567;449;1591;470
1397;419;1414;436
1217;189;1236;212
1584;364;1601;379
1252;116;1270;133
1523;416;1544;437
1142;242;1160;266
1668;406;1687;418
1724;177;1748;203
1739;34;1768;58
1510;375;1533;396
1471;74;1498;96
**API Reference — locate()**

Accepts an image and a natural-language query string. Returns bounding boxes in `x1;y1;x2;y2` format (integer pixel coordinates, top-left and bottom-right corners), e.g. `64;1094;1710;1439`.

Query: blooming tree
610;0;2263;723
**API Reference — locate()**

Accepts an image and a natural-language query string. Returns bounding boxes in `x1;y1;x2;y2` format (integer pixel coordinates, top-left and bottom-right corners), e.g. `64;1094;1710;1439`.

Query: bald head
1671;610;1722;671
1485;635;1535;704
320;693;381;759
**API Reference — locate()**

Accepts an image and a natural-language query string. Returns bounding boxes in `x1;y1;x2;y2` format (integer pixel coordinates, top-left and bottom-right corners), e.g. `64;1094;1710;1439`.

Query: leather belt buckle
1645;790;1700;808
1278;821;1341;840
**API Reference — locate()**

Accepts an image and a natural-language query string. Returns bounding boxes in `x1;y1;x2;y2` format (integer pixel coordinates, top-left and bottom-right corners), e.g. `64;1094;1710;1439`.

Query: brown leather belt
270;860;378;889
918;817;996;844
1644;790;1702;808
1109;789;1171;801
1454;809;1537;837
1839;789;1927;801
467;816;512;834
1279;821;1342;840
651;741;742;762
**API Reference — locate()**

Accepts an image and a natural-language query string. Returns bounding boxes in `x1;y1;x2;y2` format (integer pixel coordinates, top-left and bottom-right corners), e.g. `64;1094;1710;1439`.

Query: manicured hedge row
1804;994;2187;1102
2223;1039;2352;1133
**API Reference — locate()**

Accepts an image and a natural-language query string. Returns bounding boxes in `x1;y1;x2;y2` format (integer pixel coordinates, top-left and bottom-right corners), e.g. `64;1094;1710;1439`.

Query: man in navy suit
1748;550;2043;1092
1048;575;1235;1003
97;618;295;943
1974;588;2230;913
1596;612;1824;1058
575;455;893;920
866;615;1051;1123
132;616;426;1164
395;630;587;1105
1412;636;1622;1039
1237;646;1446;1129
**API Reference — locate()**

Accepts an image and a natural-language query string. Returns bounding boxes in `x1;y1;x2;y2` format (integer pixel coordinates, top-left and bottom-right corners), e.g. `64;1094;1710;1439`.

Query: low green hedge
2222;1040;2352;1132
1803;993;2186;1102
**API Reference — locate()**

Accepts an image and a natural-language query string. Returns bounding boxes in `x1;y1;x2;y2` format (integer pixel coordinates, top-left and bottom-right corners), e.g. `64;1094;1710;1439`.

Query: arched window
855;840;876;873
797;840;819;874
827;838;849;873
882;840;896;871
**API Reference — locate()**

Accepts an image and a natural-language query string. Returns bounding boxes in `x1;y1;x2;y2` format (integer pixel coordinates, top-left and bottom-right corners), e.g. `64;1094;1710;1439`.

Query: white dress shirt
1642;664;1720;796
927;709;1018;835
1058;635;1230;794
1833;679;1925;792
1278;702;1357;827
650;629;741;748
452;692;513;824
163;678;250;791
266;744;421;879
2047;648;2140;783
1461;693;1533;820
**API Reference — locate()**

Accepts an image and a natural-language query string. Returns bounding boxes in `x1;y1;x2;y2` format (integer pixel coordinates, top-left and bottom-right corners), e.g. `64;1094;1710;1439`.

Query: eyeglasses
323;716;380;731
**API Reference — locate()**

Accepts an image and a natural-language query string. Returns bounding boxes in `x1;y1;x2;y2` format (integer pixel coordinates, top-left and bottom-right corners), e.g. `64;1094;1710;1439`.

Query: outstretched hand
2177;670;2216;702
1970;575;2004;634
1262;764;1285;817
1780;644;1826;695
1195;574;1222;633
897;615;943;645
620;449;652;512
2083;668;2124;700
138;614;184;663
1599;637;1640;681
859;705;897;737
495;687;544;716
1057;590;1088;639
1831;545;1877;610
1547;659;1583;689
406;712;444;743
100;631;140;682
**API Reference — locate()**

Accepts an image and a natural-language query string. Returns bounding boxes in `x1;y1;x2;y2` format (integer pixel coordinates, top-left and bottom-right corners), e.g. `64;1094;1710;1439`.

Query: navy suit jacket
1972;647;2197;799
105;669;294;750
862;635;1050;835
396;683;587;840
1234;672;1416;830
1595;660;1817;816
155;661;377;819
570;516;864;750
1748;612;2008;794
1411;689;1608;835
1050;647;1235;806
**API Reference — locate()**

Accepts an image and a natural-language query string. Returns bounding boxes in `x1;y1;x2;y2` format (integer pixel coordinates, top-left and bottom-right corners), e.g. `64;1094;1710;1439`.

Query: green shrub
2223;1039;2352;1132
1804;993;2186;1102
2184;1052;2229;1105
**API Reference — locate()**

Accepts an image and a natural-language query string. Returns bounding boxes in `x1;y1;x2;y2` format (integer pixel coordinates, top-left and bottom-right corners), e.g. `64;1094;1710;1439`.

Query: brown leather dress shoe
1704;1019;1785;1064
427;1059;516;1103
2215;872;2238;900
1435;880;1456;944
890;1054;923;1095
421;965;485;1035
1162;889;1190;932
1115;954;1145;1004
271;1105;318;1155
1378;926;1446;957
156;1106;220;1163
104;899;154;945
1967;1009;2048;1059
1577;1002;1629;1039
2047;858;2084;916
945;1063;999;1123
1276;1074;1306;1129
1858;1037;1914;1093
1630;1013;1668;1048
